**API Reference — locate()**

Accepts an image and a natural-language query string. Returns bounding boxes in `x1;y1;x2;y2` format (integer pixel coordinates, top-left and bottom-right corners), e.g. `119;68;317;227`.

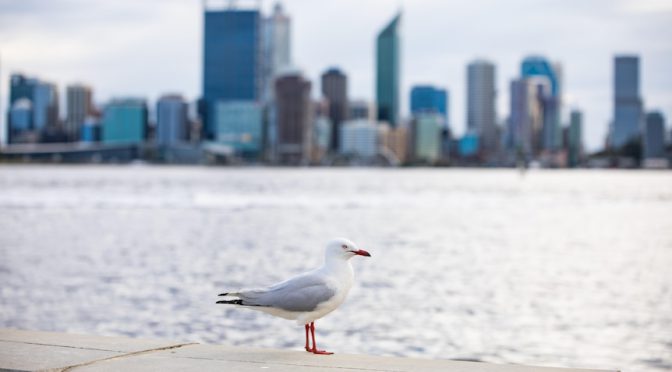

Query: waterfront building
274;71;312;164
412;112;442;163
202;4;261;139
466;59;496;155
567;110;583;167
262;2;291;102
508;77;549;157
643;111;666;159
101;98;148;144
215;100;263;157
156;95;189;146
321;67;348;151
612;55;643;149
339;119;378;157
521;56;563;151
80;116;101;143
410;85;448;123
376;13;401;127
66;84;93;141
7;74;38;143
459;131;480;157
32;81;59;131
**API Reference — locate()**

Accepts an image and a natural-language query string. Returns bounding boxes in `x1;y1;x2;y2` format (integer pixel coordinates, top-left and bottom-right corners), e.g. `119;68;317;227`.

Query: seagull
217;238;371;355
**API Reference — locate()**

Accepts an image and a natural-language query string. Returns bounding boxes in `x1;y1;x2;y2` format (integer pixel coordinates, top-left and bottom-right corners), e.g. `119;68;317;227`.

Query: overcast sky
1;0;671;150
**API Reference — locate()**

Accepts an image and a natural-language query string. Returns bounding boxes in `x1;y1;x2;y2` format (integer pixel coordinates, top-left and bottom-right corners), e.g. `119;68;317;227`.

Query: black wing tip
218;293;229;297
216;299;243;305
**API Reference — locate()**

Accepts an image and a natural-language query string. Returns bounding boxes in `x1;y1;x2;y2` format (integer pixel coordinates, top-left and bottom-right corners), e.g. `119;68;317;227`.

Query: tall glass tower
612;55;642;149
202;4;261;140
376;13;401;127
467;59;496;154
521;56;561;151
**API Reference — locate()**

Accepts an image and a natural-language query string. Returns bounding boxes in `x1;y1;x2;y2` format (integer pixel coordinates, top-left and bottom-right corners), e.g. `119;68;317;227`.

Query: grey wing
238;274;335;312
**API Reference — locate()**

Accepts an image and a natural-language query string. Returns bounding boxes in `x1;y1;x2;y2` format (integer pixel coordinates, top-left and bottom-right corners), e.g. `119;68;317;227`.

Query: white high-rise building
262;2;291;103
466;59;496;155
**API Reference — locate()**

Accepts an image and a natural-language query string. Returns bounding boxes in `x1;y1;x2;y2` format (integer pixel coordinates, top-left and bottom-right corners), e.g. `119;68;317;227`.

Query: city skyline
0;0;671;151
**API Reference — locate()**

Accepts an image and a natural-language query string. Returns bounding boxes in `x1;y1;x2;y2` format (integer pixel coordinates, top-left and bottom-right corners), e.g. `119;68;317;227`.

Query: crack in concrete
48;342;199;372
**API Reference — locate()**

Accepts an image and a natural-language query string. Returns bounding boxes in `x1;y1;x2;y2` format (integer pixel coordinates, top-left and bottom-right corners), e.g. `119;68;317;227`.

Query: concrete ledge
0;329;618;372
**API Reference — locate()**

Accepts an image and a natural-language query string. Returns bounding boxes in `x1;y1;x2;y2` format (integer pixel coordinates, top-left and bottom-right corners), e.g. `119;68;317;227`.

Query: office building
321;67;348;151
412;113;442;163
202;4;261;139
567;110;583;167
612;55;643;149
508;77;549;156
102;98;148;144
643;111;665;159
410;85;447;123
262;2;291;102
215;101;263;156
275;72;312;164
340;119;378;157
376;13;401;127
32;81;58;131
521;56;562;151
466;59;496;154
66;84;93;141
80;116;101;143
156;95;189;146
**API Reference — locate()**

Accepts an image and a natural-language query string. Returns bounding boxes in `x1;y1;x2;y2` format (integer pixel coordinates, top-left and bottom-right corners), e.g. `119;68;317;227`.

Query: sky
0;0;671;150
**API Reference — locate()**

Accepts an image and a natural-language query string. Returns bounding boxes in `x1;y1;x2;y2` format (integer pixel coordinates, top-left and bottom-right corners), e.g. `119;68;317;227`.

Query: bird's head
325;238;371;261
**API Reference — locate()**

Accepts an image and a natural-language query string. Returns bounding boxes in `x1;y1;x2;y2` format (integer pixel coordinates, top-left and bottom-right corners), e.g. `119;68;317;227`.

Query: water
0;165;670;371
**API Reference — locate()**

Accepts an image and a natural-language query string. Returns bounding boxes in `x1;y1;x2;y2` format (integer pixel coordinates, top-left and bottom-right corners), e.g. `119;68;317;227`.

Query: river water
0;165;670;371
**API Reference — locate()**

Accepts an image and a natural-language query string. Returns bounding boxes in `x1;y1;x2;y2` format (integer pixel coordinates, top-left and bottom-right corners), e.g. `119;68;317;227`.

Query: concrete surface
0;329;619;372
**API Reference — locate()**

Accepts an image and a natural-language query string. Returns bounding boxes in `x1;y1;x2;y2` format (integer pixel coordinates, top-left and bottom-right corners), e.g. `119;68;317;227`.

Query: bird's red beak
354;249;371;257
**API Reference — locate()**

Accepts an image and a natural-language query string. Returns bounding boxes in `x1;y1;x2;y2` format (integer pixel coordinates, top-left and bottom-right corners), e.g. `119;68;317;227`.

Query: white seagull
217;238;371;355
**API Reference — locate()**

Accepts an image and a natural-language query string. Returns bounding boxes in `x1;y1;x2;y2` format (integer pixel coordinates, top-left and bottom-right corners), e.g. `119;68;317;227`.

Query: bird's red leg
304;324;311;352
309;321;333;355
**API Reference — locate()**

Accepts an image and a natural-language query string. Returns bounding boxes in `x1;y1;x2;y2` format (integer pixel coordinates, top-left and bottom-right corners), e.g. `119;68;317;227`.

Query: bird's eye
341;245;348;250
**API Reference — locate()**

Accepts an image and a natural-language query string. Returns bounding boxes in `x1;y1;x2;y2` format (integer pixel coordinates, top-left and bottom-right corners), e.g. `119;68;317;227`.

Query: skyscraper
66;84;93;141
466;59;496;154
32;81;58;131
612;55;642;149
568;110;583;167
521;56;562;151
410;85;448;122
262;2;291;102
321;67;348;151
643;111;665;159
508;77;548;156
202;4;261;139
275;71;312;164
376;13;401;127
156;95;188;146
7;74;37;143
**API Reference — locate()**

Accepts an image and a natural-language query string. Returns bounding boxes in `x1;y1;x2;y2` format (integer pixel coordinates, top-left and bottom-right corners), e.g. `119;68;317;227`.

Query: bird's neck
321;257;353;277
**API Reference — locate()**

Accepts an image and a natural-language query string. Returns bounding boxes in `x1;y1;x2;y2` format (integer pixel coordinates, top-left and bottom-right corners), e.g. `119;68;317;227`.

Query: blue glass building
376;13;401;127
612;55;642;149
410;85;448;123
202;7;261;139
156;95;188;146
102;98;148;144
